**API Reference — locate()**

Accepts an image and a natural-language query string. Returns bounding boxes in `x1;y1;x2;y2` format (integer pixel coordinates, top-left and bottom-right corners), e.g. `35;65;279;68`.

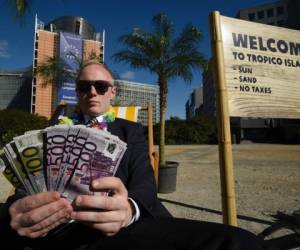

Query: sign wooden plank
220;16;300;118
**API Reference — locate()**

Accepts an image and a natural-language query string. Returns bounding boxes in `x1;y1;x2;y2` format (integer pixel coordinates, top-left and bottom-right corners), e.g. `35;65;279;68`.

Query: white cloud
120;70;135;80
0;40;11;58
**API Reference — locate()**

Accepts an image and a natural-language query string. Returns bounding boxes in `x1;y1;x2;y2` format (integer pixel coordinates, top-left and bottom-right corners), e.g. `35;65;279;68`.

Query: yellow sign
220;16;300;118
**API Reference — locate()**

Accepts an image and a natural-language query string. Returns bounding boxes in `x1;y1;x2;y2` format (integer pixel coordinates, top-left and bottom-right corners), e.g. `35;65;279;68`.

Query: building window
75;21;81;35
257;10;264;19
248;13;255;20
277;6;284;16
267;8;274;18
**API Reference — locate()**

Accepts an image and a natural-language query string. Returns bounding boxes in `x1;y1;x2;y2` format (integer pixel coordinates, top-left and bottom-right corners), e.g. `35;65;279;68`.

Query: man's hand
71;177;134;236
9;192;73;238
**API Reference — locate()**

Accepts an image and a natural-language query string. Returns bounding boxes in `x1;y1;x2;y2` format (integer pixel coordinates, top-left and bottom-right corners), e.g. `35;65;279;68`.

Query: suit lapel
107;119;125;140
107;119;127;181
107;118;127;145
107;120;117;134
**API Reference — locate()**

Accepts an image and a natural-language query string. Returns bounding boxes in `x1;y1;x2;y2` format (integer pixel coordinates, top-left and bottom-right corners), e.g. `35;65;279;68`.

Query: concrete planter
158;161;179;193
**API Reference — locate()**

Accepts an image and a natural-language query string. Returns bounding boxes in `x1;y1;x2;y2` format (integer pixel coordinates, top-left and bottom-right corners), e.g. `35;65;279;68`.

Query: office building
202;66;216;117
236;0;300;29
31;15;104;118
0;69;31;111
113;79;160;125
185;87;203;119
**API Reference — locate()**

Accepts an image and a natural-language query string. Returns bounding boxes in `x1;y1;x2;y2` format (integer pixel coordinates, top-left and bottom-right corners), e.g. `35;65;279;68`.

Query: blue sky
0;0;275;118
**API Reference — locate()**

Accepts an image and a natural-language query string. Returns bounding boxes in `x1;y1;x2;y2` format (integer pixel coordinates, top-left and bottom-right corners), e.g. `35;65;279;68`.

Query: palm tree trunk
159;75;168;166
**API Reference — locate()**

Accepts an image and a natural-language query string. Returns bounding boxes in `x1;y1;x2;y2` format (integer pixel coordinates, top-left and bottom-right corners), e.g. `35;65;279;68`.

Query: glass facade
113;79;159;126
0;71;31;111
236;0;288;28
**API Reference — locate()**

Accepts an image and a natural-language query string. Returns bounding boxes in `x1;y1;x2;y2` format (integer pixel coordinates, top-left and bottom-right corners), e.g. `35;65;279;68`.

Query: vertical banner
57;31;83;105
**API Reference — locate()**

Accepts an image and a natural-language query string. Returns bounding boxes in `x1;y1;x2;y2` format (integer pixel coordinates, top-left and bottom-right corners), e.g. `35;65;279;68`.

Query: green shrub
0;109;48;148
154;116;217;145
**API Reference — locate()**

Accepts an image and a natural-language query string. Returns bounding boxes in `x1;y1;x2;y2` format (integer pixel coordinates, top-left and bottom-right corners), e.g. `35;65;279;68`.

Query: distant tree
169;116;182;121
154;115;217;145
114;13;207;165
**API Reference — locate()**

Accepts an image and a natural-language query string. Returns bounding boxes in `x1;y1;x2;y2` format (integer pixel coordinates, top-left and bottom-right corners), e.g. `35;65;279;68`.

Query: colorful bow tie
86;118;108;130
86;112;116;130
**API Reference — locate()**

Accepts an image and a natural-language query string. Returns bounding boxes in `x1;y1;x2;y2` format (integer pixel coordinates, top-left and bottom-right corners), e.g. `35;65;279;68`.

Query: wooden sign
220;16;300;118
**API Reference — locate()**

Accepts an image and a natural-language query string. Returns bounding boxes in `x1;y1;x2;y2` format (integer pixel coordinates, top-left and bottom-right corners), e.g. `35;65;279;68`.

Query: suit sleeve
124;123;170;218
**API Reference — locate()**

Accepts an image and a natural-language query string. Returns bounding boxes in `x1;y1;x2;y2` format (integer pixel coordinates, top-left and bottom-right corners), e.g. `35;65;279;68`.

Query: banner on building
57;31;83;105
220;16;300;118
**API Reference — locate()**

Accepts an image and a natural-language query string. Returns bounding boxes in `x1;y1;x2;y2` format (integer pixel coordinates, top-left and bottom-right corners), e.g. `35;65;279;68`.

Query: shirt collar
84;114;105;124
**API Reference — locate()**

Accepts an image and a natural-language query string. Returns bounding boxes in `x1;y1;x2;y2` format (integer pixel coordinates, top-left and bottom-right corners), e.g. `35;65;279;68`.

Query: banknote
13;131;47;192
54;126;82;191
3;143;35;194
56;126;89;193
45;125;69;190
62;128;113;201
1;124;127;199
59;126;127;199
0;152;23;189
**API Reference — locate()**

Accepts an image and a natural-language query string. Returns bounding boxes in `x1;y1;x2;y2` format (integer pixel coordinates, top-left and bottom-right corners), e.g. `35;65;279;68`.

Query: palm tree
6;0;31;23
36;56;73;87
113;13;207;166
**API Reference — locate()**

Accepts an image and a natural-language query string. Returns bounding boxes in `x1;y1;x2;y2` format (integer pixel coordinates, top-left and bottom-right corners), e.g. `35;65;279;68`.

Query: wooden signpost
209;11;300;226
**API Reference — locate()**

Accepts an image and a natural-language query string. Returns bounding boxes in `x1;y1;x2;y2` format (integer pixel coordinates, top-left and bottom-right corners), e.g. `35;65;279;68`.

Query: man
0;61;273;250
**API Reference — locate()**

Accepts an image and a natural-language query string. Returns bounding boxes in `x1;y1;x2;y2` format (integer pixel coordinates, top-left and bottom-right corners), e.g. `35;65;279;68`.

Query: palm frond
118;32;157;60
173;24;203;51
152;13;174;39
6;0;31;24
167;50;207;81
36;56;74;87
114;50;155;73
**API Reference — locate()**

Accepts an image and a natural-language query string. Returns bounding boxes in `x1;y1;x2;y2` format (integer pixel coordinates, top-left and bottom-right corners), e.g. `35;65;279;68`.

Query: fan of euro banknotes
0;125;127;202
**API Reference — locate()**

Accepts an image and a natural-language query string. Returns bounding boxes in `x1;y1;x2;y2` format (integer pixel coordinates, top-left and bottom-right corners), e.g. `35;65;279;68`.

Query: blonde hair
76;60;114;84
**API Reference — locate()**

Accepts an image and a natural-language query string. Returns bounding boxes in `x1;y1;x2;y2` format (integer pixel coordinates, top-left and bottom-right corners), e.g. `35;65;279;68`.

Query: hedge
0;109;48;148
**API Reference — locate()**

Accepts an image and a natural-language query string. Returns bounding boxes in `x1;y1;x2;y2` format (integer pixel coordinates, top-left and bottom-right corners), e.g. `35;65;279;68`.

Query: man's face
77;64;115;117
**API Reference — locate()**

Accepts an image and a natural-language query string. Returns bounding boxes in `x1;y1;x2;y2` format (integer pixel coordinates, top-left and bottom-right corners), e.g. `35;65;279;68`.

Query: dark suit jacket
108;118;170;218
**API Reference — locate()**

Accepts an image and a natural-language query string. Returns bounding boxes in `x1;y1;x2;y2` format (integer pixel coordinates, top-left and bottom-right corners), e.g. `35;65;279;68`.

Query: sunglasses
76;80;113;94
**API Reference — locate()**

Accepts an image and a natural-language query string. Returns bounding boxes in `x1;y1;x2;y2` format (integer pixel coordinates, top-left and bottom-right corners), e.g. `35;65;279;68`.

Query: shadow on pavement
159;198;273;225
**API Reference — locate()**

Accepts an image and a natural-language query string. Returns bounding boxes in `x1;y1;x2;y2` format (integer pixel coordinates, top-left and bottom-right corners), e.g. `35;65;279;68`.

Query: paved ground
157;144;300;238
1;143;299;239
